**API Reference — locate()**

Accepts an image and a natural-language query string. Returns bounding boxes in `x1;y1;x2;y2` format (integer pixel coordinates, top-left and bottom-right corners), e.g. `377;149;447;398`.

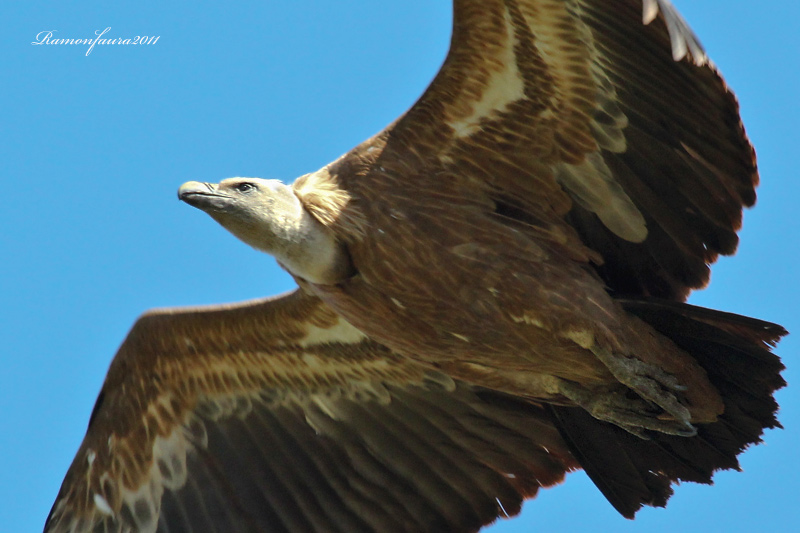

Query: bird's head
179;178;301;252
178;177;353;284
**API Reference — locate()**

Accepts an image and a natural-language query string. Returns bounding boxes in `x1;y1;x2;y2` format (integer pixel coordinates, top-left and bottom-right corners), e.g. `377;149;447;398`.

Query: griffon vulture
46;1;786;532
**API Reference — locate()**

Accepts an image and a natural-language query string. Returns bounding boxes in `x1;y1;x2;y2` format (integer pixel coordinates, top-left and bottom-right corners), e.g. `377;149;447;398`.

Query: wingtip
642;0;708;65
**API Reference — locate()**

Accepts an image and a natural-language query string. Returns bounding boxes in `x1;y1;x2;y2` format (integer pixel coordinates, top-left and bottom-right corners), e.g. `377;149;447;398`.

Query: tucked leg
558;379;696;439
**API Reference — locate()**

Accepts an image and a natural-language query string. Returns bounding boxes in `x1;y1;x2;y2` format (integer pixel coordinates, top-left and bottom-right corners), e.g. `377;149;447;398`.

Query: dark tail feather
550;298;786;518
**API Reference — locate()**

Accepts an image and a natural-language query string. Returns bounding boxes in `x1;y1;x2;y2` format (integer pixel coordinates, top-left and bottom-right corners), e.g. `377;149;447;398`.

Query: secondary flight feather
46;1;785;532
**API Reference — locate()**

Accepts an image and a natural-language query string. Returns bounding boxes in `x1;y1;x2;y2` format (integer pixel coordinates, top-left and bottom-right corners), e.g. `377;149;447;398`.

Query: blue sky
2;2;798;532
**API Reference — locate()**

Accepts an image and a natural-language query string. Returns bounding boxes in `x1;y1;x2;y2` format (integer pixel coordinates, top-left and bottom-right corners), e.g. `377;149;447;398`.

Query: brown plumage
46;1;785;532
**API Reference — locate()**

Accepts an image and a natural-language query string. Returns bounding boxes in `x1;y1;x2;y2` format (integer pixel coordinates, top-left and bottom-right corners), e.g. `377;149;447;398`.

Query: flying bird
46;1;786;532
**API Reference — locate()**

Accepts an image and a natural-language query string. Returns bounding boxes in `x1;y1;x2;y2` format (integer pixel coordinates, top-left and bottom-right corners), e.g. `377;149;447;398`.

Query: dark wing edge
331;0;759;300
44;290;579;533
568;0;759;299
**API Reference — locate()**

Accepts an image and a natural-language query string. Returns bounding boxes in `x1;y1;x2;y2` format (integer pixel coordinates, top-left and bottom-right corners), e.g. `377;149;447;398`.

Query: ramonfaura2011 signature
31;28;160;56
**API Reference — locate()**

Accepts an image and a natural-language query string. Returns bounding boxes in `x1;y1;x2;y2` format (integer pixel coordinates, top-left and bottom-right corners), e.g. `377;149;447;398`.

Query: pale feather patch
181;411;209;448
514;1;642;242
196;392;254;420
305;381;393;429
563;329;595;350
113;408;227;531
555;152;647;242
310;394;343;420
457;362;563;398
293;166;368;239
450;332;471;343
302;353;322;368
510;312;545;329
422;371;457;392
143;418;195;496
118;478;163;533
296;316;367;347
588;64;629;154
153;430;191;491
346;382;393;404
526;1;630;154
642;0;707;64
448;6;525;138
92;493;114;517
526;2;644;241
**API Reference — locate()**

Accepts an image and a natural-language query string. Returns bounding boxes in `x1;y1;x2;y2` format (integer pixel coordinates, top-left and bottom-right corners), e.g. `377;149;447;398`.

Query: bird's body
301;151;675;391
46;1;786;532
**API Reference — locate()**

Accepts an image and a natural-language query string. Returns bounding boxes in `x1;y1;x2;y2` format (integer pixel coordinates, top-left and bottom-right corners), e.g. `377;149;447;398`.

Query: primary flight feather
46;1;785;532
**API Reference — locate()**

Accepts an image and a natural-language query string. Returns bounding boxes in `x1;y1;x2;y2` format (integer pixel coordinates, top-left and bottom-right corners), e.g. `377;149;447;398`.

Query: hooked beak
178;181;231;212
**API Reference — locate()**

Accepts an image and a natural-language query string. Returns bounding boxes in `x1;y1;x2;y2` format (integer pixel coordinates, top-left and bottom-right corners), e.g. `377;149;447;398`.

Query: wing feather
45;290;579;533
320;0;758;299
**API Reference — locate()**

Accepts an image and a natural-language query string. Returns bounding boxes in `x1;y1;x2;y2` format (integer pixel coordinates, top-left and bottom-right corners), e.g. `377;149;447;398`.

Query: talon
558;380;698;439
589;346;693;428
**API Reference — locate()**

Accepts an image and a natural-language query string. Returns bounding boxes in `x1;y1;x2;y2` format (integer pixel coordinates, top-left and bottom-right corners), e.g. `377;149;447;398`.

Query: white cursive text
32;28;160;56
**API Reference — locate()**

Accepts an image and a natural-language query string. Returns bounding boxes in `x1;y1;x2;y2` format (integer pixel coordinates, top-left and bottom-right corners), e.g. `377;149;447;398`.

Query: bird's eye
235;183;255;193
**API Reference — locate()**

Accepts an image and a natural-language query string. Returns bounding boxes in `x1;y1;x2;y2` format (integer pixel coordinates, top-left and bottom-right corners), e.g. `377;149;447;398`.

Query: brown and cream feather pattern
302;0;757;300
46;291;581;532
47;1;784;532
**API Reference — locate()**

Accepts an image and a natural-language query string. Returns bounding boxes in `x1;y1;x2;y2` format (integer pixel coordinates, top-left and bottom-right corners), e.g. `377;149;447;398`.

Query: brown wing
313;0;757;300
45;290;578;533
